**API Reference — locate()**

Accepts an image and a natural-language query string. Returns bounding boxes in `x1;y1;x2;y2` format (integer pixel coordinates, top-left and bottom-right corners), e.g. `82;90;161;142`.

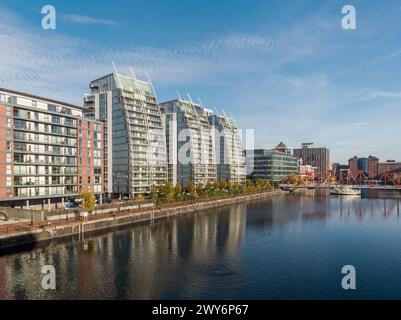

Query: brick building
0;88;104;209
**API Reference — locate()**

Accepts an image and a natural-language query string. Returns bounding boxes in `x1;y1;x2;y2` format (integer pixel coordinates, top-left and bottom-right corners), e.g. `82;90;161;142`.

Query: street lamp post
30;206;34;226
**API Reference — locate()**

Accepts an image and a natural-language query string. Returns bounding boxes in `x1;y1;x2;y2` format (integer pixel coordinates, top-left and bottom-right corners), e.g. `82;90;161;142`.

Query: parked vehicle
65;201;74;209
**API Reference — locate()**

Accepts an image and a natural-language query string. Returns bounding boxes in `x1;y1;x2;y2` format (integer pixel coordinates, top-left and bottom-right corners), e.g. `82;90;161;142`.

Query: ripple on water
181;261;259;298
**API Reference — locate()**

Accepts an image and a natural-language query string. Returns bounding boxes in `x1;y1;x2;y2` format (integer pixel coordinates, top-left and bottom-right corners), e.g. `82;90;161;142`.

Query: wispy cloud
351;89;401;101
0;6;308;102
386;48;401;59
0;4;400;163
60;14;116;25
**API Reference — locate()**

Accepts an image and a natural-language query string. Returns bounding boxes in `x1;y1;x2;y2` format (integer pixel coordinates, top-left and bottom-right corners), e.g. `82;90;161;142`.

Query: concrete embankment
0;190;285;251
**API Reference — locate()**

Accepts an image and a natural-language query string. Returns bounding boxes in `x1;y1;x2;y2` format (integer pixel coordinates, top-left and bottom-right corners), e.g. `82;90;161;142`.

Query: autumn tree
205;181;214;197
164;181;174;203
174;182;182;201
136;194;145;202
245;180;254;193
81;190;96;215
150;185;159;205
186;181;198;201
186;181;195;194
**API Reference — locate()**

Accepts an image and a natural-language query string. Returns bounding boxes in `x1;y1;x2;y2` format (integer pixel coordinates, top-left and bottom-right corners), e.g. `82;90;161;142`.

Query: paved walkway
0;190;280;237
0;207;153;236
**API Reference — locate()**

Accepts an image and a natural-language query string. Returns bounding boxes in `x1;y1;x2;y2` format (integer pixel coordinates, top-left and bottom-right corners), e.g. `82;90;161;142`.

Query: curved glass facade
161;99;216;187
209;114;246;184
85;73;167;197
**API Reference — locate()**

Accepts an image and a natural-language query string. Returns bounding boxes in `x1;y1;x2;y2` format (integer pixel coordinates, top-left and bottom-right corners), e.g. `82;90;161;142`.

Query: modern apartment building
84;73;167;198
0;88;103;209
162;111;178;186
245;148;298;182
209;114;246;184
160;99;216;187
293;143;330;174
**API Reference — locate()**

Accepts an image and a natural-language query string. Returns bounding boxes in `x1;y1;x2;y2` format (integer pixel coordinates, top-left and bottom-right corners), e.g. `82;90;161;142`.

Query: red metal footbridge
279;170;401;191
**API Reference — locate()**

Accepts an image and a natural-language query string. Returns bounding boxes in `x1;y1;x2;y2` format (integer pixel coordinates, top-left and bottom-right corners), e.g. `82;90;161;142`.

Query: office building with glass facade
0;88;104;209
208;114;246;184
160;99;217;187
246;149;298;182
84;73;167;198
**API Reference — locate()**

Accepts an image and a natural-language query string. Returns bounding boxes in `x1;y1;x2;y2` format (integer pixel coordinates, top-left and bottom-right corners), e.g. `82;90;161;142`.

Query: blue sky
1;0;401;163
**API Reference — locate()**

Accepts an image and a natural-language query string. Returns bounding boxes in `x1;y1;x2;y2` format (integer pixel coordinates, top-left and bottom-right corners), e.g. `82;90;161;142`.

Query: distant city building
84;73;167;198
358;157;369;174
160;99;216;187
348;155;379;178
348;156;358;172
378;160;401;176
332;163;349;182
274;141;289;154
298;163;317;178
246;147;298;182
368;156;379;178
0;88;103;209
209;114;246;184
293;143;330;174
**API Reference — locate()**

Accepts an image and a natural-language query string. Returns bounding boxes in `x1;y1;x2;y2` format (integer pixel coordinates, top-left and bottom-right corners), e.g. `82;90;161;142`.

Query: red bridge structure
280;169;401;190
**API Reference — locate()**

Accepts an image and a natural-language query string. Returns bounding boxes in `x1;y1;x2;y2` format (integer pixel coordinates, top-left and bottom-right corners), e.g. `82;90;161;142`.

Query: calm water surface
1;191;401;299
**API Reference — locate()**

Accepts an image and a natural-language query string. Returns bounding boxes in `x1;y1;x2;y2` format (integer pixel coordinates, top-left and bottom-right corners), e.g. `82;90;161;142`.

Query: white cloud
0;5;400;163
351;89;401;101
60;14;116;25
0;6;308;103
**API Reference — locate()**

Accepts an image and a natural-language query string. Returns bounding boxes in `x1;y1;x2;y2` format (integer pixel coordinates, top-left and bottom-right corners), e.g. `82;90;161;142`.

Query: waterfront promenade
0;190;285;251
2;192;401;299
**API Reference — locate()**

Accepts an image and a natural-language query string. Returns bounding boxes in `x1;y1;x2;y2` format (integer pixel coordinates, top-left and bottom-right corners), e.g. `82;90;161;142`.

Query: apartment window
52;115;60;124
61;107;72;115
65;118;73;126
7;95;16;104
6;177;11;188
48;104;57;112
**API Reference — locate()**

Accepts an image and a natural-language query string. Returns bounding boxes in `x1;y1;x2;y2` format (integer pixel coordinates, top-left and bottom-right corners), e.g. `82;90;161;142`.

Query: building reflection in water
0;192;400;299
0;202;247;299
